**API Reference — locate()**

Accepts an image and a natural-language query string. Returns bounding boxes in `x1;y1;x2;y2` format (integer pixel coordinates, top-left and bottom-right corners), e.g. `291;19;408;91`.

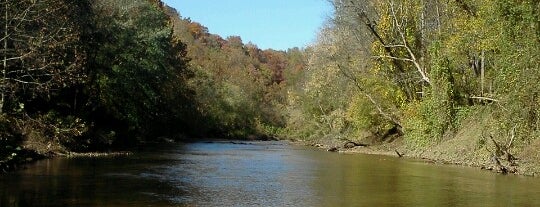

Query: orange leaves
187;22;208;39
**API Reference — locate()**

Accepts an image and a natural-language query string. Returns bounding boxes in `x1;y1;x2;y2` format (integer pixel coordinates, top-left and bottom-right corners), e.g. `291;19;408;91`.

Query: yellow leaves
445;0;504;51
303;64;340;99
346;94;374;130
377;13;392;38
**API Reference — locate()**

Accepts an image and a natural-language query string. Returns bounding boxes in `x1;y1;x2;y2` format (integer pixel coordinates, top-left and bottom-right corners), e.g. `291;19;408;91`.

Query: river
1;141;540;206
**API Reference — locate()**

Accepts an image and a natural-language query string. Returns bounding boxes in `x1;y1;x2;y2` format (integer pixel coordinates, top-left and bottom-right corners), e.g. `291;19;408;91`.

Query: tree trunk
1;2;7;114
480;50;485;96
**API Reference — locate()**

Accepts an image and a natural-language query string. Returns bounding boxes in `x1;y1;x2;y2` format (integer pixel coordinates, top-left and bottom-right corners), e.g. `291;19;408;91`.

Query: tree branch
335;61;402;128
389;0;431;85
470;96;499;102
373;55;414;62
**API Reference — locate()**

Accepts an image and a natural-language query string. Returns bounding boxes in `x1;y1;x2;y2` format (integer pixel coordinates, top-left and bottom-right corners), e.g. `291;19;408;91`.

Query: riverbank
0;148;133;173
0;148;44;173
7;140;540;206
3;130;538;177
292;134;540;177
0;134;276;173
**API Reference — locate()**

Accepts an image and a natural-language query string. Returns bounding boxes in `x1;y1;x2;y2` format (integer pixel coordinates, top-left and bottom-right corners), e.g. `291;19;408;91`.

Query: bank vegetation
2;0;540;175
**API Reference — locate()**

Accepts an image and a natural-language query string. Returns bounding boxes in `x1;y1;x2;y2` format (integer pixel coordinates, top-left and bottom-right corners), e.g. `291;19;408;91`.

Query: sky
161;0;333;51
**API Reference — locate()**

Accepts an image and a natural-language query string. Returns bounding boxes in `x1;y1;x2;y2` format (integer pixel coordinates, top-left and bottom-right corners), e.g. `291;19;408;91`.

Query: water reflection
311;153;540;207
2;141;540;206
1;153;182;207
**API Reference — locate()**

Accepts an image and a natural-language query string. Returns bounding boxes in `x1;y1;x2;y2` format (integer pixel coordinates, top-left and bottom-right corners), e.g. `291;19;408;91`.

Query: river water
1;141;540;206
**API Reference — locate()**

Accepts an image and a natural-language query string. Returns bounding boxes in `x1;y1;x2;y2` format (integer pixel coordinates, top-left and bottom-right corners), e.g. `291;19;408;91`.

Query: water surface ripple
1;141;540;206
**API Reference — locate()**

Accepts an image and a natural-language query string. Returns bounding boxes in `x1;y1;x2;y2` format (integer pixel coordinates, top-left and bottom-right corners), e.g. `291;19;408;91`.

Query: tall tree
86;0;191;140
0;0;87;114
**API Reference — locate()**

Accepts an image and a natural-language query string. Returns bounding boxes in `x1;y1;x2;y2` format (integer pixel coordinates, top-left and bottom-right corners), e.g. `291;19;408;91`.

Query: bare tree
0;0;85;113
376;0;430;85
329;0;450;100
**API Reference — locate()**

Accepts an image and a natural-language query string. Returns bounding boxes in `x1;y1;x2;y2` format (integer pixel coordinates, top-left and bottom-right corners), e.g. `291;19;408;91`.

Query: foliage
1;0;88;113
165;7;299;138
88;0;191;140
0;0;198;153
285;0;540;153
2;0;540;160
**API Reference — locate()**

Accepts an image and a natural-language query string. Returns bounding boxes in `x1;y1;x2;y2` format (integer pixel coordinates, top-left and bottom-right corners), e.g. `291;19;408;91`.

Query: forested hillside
163;7;306;138
0;0;304;168
285;0;540;172
0;0;197;162
2;0;540;174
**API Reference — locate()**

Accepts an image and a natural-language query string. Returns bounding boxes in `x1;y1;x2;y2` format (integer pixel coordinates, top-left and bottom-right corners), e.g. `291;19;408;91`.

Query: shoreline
287;138;538;177
0;137;273;173
1;150;133;173
4;138;538;177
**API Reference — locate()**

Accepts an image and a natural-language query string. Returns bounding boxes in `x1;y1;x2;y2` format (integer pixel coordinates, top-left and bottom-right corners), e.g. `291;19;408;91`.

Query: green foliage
402;102;430;148
347;93;394;137
284;0;539;152
0;0;201;154
2;0;539;160
165;8;299;138
84;0;195;142
424;52;456;139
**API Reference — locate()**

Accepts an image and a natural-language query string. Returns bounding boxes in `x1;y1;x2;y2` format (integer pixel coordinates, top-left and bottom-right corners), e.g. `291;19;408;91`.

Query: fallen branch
395;150;403;158
506;125;516;149
483;130;518;174
470;96;499;102
489;135;503;157
343;141;369;149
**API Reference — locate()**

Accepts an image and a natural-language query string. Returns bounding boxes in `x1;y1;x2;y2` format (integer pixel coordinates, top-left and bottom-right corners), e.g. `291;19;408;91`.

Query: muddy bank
290;137;540;177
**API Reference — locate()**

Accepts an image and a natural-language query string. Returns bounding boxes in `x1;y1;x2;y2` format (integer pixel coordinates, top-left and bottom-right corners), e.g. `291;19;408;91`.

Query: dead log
343;141;369;149
327;147;339;152
483;128;518;174
395;150;403;158
489;135;504;157
489;153;509;174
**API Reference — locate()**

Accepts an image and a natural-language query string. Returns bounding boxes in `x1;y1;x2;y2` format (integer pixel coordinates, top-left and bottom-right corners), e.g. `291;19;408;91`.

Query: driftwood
343;141;369;149
395;150;404;158
327;147;339;152
482;127;518;174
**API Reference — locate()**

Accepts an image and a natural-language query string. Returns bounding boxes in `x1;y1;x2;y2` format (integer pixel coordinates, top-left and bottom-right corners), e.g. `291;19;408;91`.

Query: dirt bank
291;132;540;177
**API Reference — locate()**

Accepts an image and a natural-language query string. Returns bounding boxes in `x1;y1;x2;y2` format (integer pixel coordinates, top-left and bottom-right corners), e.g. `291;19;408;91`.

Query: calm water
2;141;540;206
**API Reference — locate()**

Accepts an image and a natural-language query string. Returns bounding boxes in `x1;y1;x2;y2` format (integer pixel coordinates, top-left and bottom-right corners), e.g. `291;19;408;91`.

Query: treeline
3;0;539;165
163;7;305;138
0;0;306;164
284;0;540;153
0;0;199;157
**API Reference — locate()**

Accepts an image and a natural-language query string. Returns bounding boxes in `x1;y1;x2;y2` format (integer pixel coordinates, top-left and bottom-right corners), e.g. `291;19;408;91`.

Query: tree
86;0;192;140
1;0;87;114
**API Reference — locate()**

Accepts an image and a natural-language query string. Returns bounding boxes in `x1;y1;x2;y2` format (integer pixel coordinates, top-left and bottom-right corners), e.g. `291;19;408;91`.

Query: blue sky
161;0;332;51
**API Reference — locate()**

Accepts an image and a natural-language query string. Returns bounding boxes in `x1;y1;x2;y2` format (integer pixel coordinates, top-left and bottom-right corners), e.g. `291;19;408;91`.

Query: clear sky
161;0;332;51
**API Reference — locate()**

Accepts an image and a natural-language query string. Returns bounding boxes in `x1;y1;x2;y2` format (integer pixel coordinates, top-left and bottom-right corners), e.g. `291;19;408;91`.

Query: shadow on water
0;150;184;206
2;141;540;206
